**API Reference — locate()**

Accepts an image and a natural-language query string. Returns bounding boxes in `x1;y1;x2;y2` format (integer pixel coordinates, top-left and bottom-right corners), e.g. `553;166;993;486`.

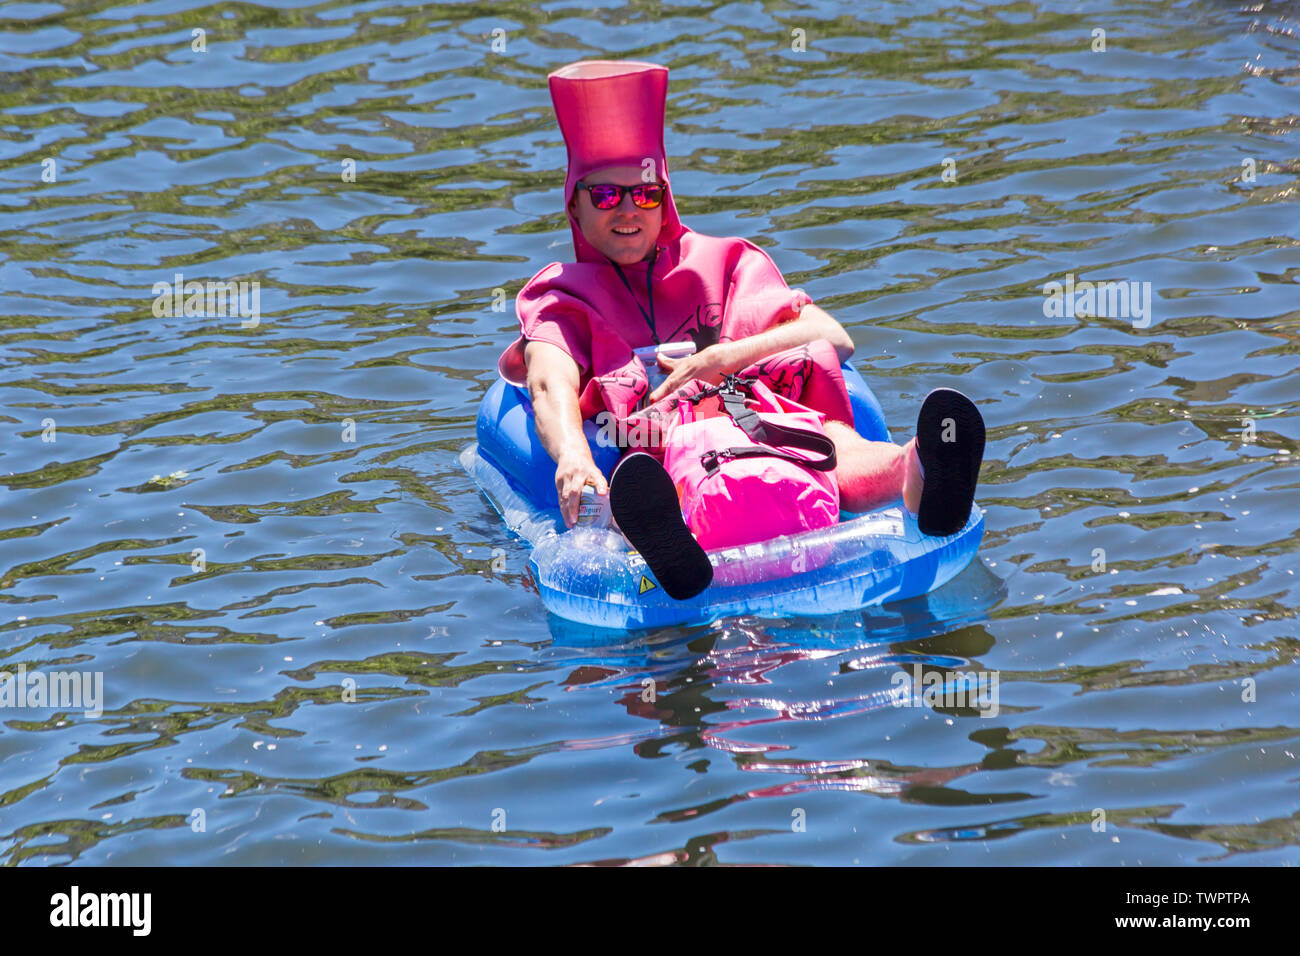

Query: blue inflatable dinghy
461;364;983;630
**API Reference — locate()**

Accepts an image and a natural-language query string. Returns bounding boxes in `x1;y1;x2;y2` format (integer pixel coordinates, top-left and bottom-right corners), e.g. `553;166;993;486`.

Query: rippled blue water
1;0;1297;865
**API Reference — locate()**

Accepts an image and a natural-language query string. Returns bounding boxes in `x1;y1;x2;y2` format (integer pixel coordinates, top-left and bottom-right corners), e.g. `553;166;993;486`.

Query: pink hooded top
496;60;819;420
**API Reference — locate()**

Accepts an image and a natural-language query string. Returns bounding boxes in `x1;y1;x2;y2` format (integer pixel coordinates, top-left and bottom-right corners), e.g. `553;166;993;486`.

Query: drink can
575;484;611;527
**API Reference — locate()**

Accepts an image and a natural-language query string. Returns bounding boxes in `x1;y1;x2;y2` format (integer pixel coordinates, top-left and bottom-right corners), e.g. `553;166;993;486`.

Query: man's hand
649;343;737;403
554;445;608;528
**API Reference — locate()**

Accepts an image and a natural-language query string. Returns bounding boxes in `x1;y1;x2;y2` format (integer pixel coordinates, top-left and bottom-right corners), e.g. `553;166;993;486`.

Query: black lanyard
611;247;659;346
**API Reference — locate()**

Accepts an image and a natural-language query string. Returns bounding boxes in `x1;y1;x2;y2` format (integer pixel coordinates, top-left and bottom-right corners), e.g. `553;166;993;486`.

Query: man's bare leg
824;421;923;515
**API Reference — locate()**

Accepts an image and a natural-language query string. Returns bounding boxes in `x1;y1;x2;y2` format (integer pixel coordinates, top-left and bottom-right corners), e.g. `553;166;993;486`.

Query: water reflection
549;559;1011;807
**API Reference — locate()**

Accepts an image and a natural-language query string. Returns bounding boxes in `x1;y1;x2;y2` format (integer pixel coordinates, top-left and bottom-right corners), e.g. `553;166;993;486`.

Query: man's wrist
713;339;749;375
557;440;595;468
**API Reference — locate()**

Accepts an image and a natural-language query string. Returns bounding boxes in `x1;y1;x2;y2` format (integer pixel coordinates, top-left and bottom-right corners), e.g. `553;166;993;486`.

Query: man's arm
650;302;854;401
525;339;608;527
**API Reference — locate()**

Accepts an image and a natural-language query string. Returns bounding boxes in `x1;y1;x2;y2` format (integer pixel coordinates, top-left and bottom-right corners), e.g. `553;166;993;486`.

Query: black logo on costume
752;344;813;397
595;366;650;411
664;301;721;349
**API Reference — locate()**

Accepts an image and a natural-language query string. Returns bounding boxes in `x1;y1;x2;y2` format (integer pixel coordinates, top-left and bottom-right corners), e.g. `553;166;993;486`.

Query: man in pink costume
497;60;981;542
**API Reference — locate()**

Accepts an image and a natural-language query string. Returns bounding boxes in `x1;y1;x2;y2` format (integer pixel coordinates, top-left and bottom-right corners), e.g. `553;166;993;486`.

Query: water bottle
634;341;697;393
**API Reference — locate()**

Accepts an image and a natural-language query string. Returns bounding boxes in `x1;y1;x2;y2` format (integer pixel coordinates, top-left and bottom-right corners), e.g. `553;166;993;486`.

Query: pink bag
663;376;839;550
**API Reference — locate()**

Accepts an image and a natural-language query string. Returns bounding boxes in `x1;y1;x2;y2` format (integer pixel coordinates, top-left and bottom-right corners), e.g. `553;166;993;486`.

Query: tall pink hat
495;61;687;385
549;59;685;263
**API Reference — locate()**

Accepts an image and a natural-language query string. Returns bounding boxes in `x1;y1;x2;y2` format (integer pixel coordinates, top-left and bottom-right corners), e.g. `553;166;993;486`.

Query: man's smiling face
569;164;664;265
